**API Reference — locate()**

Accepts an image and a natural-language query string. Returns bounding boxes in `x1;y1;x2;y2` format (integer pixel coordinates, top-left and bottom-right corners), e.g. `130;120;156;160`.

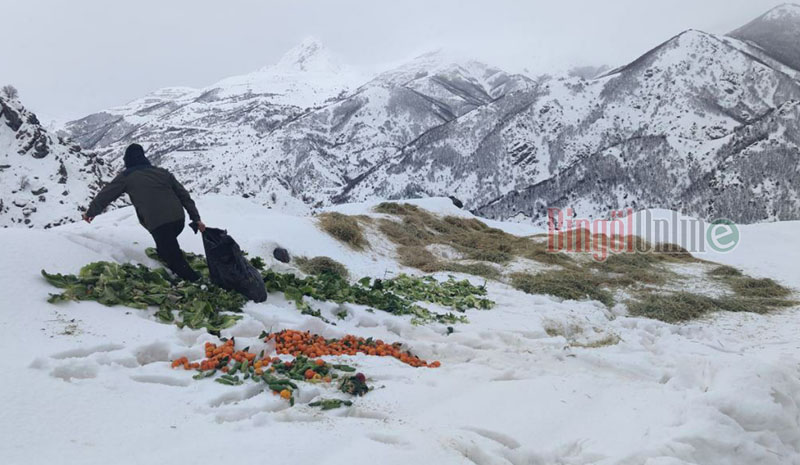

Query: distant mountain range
4;4;799;228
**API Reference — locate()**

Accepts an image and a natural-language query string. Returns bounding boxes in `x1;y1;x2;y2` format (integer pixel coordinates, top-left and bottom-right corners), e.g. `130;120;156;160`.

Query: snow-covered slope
476;28;800;224
1;95;107;228
2;196;800;464
730;3;800;71
216;53;534;206
62;6;800;225
342;27;800;225
63;37;362;203
65;44;533;209
209;37;362;107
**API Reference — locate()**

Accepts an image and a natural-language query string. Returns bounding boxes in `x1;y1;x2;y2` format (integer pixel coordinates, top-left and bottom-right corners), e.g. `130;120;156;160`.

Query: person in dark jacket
83;143;206;281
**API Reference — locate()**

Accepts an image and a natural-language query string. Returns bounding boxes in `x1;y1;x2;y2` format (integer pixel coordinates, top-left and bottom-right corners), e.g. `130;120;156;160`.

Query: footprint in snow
342;406;390;421
129;374;191;387
50;361;99;382
132;341;172;366
367;432;411;447
447;437;502;465
214;406;280;424
208;384;268;408
272;409;323;423
461;426;521;450
50;343;125;360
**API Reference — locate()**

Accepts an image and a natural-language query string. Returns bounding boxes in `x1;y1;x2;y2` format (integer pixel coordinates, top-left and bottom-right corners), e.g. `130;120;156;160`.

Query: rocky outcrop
1;95;109;228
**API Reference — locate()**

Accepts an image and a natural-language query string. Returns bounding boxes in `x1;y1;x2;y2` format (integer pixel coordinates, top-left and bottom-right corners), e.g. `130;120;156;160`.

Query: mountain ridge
47;6;800;227
730;3;800;71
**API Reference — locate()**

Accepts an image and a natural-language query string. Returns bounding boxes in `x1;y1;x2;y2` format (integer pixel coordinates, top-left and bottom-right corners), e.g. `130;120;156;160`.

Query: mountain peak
729;3;800;70
601;28;720;78
674;28;713;42
272;37;342;74
763;3;800;21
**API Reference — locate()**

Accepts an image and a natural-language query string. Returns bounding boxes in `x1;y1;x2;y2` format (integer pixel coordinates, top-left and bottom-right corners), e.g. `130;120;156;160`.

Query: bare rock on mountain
1;95;108;228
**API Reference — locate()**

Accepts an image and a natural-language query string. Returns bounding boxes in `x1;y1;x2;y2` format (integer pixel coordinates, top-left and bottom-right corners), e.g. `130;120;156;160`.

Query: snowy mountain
475;29;800;224
0;94;107;228
61;5;800;226
64;37;359;151
730;3;800;71
62;37;368;209
65;46;532;209
342;24;800;224
209;37;360;107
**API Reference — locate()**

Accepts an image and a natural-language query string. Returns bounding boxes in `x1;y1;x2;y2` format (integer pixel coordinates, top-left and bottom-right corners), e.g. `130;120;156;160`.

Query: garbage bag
201;227;267;302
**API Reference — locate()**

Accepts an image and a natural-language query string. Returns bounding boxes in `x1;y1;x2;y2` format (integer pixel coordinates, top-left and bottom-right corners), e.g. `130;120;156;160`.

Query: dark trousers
150;220;200;282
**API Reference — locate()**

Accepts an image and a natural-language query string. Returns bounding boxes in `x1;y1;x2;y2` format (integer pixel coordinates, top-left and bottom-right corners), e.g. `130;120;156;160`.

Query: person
83;143;206;282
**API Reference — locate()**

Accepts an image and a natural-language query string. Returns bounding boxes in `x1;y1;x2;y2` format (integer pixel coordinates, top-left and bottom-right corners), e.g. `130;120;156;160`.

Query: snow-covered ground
1;196;799;465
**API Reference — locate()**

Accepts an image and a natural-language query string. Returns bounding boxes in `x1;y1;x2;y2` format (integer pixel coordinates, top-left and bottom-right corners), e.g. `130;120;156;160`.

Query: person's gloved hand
190;221;207;233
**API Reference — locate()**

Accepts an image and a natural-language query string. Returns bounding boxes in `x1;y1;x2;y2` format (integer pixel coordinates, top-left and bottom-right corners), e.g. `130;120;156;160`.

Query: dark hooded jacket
86;145;200;231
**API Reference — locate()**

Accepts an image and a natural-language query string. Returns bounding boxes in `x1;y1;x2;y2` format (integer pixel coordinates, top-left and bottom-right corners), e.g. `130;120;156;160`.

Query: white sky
0;0;787;124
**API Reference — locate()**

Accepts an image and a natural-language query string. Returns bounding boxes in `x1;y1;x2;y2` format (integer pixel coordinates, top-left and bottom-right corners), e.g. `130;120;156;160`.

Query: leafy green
309;398;353;410
44;248;494;330
378;274;494;311
249;256;267;271
263;270;487;324
42;261;244;333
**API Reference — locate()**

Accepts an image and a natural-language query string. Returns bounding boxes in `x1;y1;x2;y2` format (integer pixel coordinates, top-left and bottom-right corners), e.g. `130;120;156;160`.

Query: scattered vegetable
170;338;373;408
309;398;353;410
372;274;494;311
45;253;494;331
265;329;441;368
264;271;491;325
340;373;370;396
42;262;244;333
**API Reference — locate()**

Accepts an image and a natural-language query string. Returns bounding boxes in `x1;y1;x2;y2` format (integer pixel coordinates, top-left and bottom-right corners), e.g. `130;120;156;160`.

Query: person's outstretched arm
170;173;205;231
84;174;126;222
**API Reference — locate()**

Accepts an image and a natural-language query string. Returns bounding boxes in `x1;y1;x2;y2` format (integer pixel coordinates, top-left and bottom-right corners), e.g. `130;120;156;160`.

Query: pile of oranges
265;329;440;368
202;339;259;372
170;356;198;370
171;339;262;372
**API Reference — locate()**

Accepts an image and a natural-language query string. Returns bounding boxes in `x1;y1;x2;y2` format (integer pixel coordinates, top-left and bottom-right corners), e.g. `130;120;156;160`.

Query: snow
1;196;799;464
628;209;800;288
271;37;345;74
201;37;361;107
697;219;800;288
764;3;800;21
107;37;362;118
0;96;104;229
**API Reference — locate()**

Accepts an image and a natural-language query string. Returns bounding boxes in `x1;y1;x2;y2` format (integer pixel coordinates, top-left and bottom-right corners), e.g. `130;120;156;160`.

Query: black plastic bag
201;227;267;303
273;247;290;263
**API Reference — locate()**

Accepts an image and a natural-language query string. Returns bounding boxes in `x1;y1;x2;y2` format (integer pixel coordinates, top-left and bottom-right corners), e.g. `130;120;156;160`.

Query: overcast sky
0;0;786;124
